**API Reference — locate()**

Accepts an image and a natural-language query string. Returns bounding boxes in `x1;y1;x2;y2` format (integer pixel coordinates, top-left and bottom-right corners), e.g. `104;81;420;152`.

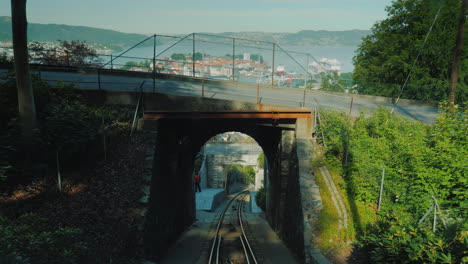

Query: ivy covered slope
317;105;467;263
353;0;468;103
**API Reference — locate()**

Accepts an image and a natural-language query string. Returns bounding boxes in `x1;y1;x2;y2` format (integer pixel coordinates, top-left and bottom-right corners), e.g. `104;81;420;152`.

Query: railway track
207;191;259;264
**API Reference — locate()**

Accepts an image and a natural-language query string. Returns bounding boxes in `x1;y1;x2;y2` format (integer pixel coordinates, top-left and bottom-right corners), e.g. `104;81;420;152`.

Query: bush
0;213;88;264
354;211;467;263
226;164;256;185
255;186;266;211
318;105;467;262
257;152;265;169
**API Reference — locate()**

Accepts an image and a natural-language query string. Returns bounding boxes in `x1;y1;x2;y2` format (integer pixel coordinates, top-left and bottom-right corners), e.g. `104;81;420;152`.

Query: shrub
354;211;467;263
255;186;266;211
226;164;256;185
257;152;265;169
0;213;88;264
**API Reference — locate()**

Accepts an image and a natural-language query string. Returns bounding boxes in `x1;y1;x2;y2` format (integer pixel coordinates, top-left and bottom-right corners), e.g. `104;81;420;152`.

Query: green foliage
94;105;133;124
354;211;467;263
121;60;152;70
318;105;467;262
170;53;186;61
257;152;265;169
255;186;266;211
29;40;101;66
353;0;467;103
318;106;467;214
193;52;205;61
243;165;256;185
320;71;355;93
249;54;264;63
0;213;88;264
227;164;256;185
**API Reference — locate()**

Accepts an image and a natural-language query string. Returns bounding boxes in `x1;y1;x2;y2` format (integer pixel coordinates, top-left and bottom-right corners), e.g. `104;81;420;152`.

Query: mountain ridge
0;16;369;47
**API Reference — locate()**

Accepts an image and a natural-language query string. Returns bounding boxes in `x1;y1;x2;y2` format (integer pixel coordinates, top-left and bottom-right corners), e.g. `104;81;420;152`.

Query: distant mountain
0;16;370;47
210;30;370;46
0;16;149;48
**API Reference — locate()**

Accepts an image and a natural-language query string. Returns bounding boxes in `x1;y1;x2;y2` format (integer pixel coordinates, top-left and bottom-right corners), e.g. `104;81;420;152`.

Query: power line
395;1;444;104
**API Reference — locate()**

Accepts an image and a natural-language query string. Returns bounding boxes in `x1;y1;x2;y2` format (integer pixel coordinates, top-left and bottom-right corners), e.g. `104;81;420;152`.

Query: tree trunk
11;0;37;145
448;0;468;108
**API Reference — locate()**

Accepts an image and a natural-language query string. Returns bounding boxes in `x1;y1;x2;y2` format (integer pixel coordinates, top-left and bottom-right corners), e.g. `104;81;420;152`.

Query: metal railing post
192;33;195;77
349;95;354;115
65;50;70;67
232;38;235;81
130;81;145;137
377;166;385;211
202;77;205;97
272;43;275;86
302;88;306;108
153;34;156;92
98;68;101;90
257;83;260;103
110;54;113;71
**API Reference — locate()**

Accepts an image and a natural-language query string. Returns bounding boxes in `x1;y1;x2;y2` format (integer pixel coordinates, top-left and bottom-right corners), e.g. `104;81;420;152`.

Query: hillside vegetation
317;106;467;263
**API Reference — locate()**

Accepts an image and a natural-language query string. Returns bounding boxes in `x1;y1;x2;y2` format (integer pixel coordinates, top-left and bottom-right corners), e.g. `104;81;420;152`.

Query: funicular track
207;191;259;264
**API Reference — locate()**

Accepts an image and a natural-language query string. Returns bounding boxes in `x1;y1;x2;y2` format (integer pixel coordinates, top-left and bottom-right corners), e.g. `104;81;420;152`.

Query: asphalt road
0;69;439;123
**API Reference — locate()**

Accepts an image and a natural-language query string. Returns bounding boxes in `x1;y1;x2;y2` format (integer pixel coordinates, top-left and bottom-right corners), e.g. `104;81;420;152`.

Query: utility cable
395;2;443;104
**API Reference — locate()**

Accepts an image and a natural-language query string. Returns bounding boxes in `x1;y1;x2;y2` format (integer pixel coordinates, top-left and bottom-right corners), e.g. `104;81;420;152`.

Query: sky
2;0;393;34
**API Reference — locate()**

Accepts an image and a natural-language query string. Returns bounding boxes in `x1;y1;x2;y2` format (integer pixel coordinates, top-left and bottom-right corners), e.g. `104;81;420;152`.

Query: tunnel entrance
142;116;309;261
191;132;267;215
195;132;265;195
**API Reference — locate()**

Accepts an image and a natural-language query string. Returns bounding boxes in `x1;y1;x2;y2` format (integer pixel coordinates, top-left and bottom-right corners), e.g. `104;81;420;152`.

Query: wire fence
0;33;437;102
1;33;323;89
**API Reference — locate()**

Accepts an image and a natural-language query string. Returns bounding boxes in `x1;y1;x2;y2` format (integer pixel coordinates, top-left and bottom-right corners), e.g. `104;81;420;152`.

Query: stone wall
143;120;196;259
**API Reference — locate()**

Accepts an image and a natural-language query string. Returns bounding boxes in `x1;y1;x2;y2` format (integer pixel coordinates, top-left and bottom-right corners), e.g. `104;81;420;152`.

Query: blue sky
2;0;393;34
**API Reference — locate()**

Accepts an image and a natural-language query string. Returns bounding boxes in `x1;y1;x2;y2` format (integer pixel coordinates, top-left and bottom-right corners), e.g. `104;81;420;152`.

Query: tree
30;40;101;67
170;53;186;61
11;0;37;147
320;71;354;92
353;0;467;103
193;52;204;61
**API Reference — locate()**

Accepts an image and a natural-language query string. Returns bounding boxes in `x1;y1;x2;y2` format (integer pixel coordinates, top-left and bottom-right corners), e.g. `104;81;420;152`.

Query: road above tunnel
0;68;438;123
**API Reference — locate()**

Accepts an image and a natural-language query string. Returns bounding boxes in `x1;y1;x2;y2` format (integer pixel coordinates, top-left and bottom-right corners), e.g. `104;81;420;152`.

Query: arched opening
144;117;307;260
192;132;267;212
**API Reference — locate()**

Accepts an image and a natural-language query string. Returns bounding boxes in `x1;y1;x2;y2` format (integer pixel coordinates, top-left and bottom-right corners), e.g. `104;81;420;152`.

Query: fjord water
111;40;358;73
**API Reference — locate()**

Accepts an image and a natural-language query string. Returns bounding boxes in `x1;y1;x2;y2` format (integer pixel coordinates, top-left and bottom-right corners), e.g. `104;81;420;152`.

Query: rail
208;190;257;264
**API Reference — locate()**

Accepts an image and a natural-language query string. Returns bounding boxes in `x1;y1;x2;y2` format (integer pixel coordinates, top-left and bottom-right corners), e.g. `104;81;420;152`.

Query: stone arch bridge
81;89;325;263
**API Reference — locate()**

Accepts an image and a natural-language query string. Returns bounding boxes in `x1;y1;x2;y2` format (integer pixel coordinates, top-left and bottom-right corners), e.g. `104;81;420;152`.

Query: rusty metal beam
143;110;311;119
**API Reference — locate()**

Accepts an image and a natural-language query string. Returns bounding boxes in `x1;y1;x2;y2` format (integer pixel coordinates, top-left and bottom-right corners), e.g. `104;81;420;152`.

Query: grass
311;144;376;262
